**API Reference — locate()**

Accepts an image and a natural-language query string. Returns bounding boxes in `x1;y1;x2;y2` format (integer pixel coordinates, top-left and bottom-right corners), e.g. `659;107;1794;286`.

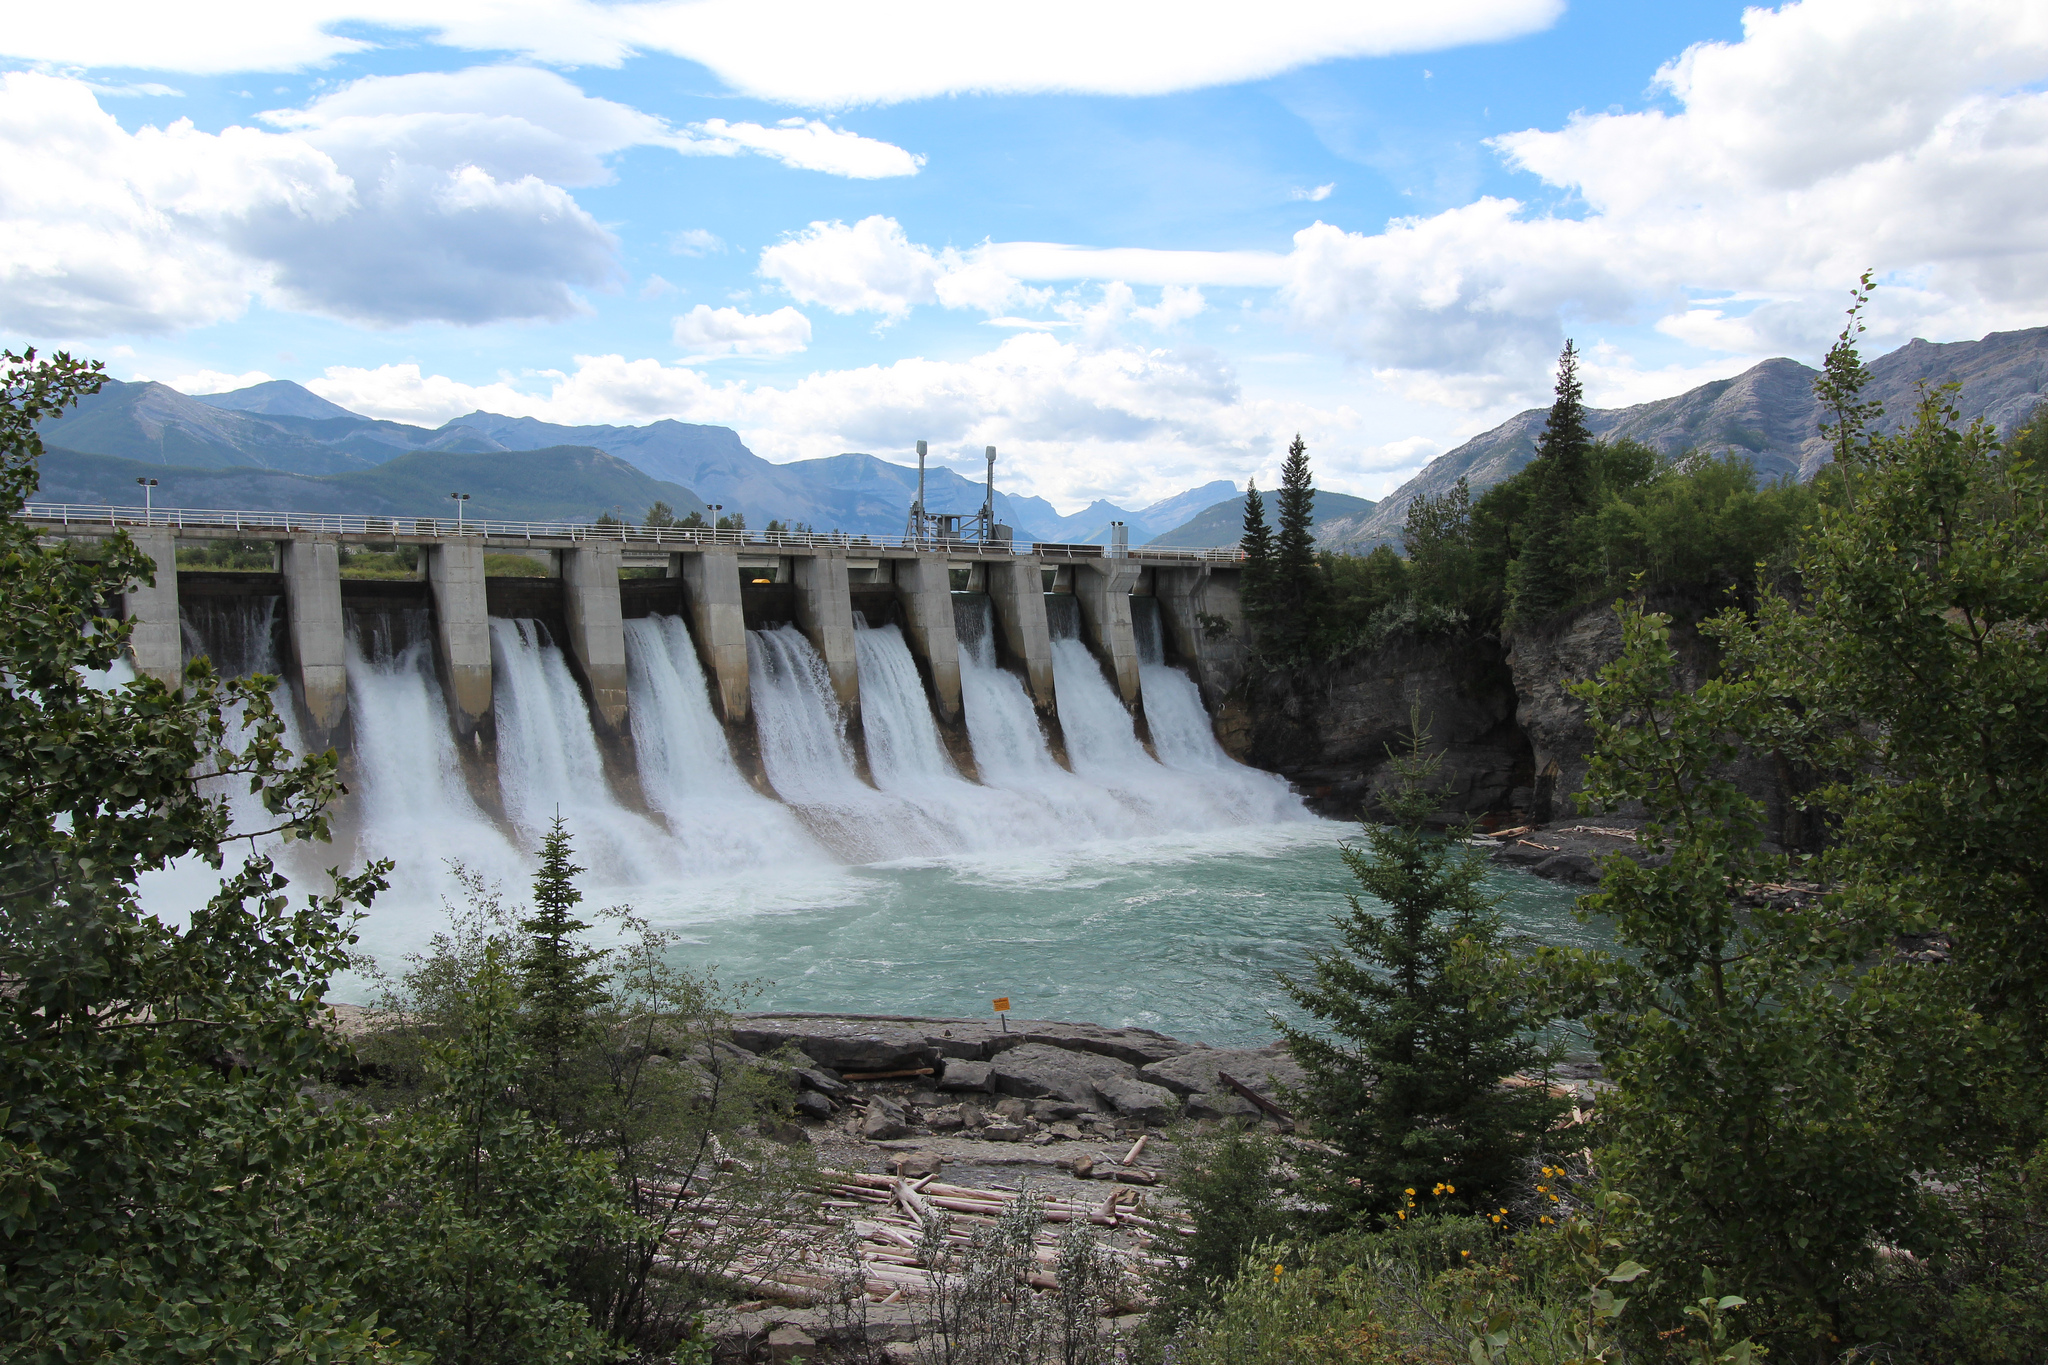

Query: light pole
136;476;157;519
707;503;724;536
449;491;470;531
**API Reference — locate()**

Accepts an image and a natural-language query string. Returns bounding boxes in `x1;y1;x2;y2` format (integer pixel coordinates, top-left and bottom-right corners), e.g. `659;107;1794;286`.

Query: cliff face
1225;633;1531;821
1239;594;1812;843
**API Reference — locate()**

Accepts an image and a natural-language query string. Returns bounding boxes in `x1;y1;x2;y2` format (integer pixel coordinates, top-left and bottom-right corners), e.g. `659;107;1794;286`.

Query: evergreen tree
519;816;610;1075
1272;434;1323;649
1280;712;1565;1224
1508;341;1593;623
1239;478;1275;631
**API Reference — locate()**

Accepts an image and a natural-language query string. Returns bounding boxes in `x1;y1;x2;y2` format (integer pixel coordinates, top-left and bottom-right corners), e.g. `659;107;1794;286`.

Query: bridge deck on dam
31;501;1251;770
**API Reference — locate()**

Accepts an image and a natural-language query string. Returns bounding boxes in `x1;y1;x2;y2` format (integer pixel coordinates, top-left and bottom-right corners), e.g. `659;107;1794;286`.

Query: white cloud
0;70;617;335
686;118;923;178
760;216;1042;320
266;66;922;182
160;367;274;393
670;229;725;256
671;303;812;355
639;274;678;299
2;1;1566;104
1292;183;1335;201
299;333;1370;509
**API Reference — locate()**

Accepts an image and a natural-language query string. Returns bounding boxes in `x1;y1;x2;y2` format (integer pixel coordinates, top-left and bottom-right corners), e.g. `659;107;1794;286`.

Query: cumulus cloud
671;303;812;356
299;333;1367;509
162;367;275;393
2;1;1566;105
759;216;1043;320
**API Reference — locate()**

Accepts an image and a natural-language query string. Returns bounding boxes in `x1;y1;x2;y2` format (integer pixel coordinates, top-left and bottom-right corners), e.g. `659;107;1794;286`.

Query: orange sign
992;997;1011;1013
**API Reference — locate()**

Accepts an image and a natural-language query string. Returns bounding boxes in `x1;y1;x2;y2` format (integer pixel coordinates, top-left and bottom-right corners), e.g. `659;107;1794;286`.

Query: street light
707;503;724;535
449;491;470;531
136;476;158;519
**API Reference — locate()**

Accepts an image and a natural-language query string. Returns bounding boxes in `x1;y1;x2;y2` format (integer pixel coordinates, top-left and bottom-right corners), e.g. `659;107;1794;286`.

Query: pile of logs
709;1169;1188;1305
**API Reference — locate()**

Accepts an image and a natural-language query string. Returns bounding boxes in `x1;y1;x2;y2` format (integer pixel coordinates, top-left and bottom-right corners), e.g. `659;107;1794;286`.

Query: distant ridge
1150;489;1377;549
1330;326;2048;554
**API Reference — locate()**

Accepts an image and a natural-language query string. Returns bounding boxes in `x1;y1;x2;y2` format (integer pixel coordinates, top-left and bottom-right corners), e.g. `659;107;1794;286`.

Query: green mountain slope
1149;489;1378;548
32;445;705;525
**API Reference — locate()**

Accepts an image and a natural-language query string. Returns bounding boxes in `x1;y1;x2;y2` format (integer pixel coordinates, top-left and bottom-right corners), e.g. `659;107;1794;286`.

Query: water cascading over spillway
747;623;946;861
181;595;283;679
622;614;823;871
1048;596;1307;831
854;617;1087;849
490;617;680;883
344;609;527;900
1131;599;1302;816
954;599;1152;838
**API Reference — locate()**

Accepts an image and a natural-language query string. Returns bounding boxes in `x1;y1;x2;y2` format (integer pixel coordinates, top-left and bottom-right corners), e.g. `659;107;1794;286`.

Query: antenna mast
905;439;927;545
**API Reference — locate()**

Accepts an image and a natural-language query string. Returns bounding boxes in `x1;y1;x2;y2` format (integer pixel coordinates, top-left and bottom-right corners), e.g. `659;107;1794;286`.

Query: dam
33;500;1294;880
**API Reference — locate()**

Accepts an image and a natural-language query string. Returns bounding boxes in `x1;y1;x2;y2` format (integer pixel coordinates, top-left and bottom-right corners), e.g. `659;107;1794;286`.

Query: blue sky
3;0;2045;511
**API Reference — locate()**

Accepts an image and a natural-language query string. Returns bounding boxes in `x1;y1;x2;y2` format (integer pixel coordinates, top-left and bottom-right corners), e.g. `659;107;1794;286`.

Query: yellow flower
1397;1210;1406;1220
1405;1188;1416;1196
1445;1185;1455;1194
1460;1250;1470;1258
1273;1264;1284;1281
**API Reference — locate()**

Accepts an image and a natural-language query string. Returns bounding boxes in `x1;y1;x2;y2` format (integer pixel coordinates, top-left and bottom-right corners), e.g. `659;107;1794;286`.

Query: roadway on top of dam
23;501;1246;565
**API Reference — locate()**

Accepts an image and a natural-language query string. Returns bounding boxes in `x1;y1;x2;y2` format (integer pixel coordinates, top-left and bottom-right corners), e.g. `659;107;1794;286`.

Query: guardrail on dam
27;502;1249;761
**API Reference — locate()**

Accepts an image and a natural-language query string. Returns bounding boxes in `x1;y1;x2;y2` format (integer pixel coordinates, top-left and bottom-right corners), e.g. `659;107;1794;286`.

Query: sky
3;0;2046;514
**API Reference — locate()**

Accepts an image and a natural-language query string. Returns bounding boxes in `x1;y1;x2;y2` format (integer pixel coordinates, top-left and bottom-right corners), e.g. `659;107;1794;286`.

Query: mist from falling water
854;616;1088;849
490;617;679;884
623;613;824;872
746;623;945;862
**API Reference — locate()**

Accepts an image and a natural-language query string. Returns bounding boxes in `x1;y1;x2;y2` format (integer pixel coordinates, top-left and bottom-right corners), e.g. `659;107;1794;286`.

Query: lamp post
136;476;157;520
707;503;724;537
450;491;470;532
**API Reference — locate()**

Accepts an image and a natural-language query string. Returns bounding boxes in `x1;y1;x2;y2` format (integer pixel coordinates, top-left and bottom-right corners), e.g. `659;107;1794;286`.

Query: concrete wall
682;548;750;723
793;547;860;723
121;528;183;687
1073;558;1143;706
423;539;493;746
1155;564;1250;708
561;542;629;736
890;554;962;723
279;536;348;748
986;556;1055;712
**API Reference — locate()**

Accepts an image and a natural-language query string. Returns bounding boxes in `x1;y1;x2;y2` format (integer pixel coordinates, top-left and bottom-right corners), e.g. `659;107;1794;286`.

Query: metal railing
21;501;1246;564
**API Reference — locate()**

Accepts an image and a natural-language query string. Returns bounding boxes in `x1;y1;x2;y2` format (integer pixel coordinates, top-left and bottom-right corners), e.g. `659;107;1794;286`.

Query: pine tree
519;816;610;1074
1272;434;1323;650
1239;478;1275;631
1280;711;1564;1223
1509;341;1593;623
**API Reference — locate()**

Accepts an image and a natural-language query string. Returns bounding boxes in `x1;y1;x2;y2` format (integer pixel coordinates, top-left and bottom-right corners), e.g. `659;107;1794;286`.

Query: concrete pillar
1074;558;1143;706
423;539;493;743
121;527;182;687
561;542;629;736
892;554;962;723
280;536;348;749
986;556;1055;713
681;548;750;723
793;547;860;723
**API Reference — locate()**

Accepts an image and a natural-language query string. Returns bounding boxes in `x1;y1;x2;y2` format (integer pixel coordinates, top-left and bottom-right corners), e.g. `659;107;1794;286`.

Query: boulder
1139;1044;1304;1115
1533;851;1602;884
860;1108;914;1142
795;1066;850;1098
937;1059;994;1092
888;1150;944;1178
981;1121;1028;1142
766;1324;816;1361
730;1017;941;1075
793;1090;836;1120
989;1043;1105;1108
1095;1075;1179;1126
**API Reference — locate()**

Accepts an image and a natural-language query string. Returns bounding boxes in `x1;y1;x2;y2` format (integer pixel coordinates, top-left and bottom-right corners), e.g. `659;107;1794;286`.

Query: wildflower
1460;1250;1470;1258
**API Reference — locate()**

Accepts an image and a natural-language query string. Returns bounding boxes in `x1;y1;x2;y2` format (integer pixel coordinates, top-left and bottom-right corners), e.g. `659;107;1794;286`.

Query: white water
623;614;822;872
343;615;527;920
1130;596;1299;807
854;617;1085;850
490;617;679;884
748;623;944;861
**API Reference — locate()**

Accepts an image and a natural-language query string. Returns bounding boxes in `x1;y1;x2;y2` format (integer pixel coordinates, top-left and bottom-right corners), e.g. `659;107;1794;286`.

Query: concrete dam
39;505;1310;894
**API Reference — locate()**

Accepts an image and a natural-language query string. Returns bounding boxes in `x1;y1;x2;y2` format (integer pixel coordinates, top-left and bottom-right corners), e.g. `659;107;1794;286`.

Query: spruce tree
1273;434;1323;650
519;815;610;1074
1508;341;1593;623
1239;478;1275;632
1280;712;1564;1223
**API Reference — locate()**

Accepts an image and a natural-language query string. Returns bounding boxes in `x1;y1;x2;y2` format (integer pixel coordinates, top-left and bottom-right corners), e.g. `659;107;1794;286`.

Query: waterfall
747;623;944;861
490;617;678;883
623;614;822;871
344;610;527;904
181;594;282;678
1131;596;1165;666
854;618;1084;849
954;599;1149;838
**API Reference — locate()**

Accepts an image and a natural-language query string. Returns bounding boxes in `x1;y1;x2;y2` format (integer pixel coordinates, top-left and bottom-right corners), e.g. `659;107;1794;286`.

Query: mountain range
1328;325;2048;553
29;324;2048;554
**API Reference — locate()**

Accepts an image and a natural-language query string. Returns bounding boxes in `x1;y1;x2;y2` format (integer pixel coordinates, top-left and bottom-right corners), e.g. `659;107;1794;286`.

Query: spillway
1131;598;1302;819
490;617;678;884
344;609;527;901
623;614;822;872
